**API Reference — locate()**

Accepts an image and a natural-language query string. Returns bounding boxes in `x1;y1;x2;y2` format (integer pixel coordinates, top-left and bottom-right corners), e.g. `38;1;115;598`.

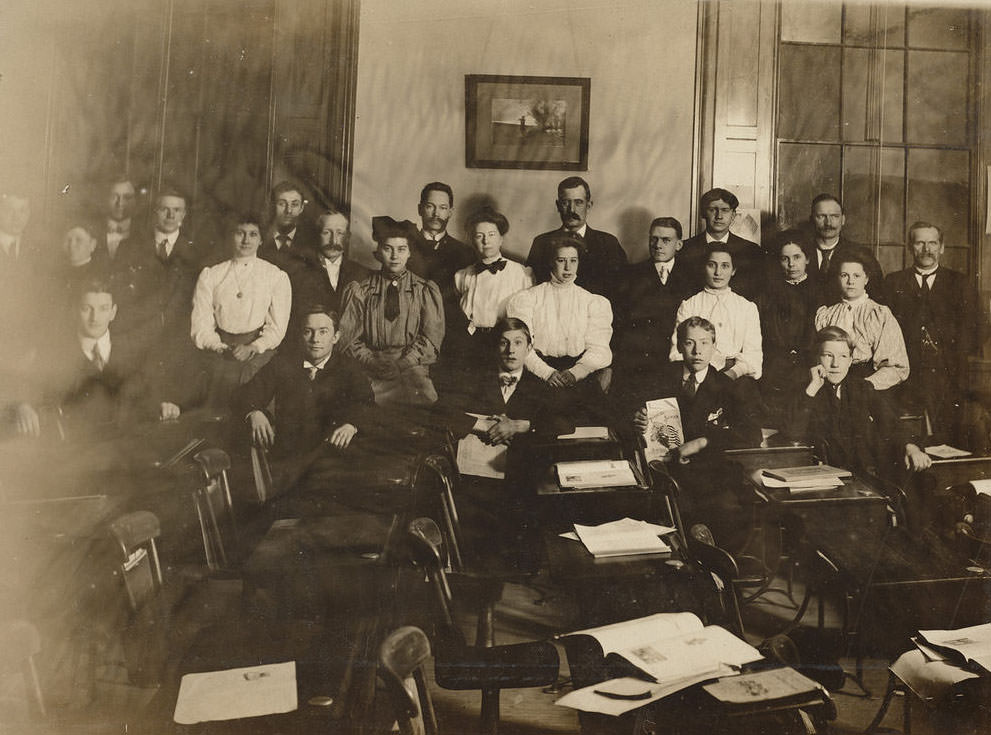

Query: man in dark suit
525;176;628;302
804;193;884;304
257;180;317;275
786;326;931;478
613;216;694;394
885;221;980;445
111;186;202;357
627;316;761;549
680;188;764;300
93;175;138;265
12;279;184;438
232;305;376;460
289;206;369;321
441;317;572;442
406;181;475;291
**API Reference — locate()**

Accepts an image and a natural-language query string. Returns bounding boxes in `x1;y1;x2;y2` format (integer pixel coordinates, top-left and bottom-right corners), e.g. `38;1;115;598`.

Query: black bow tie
499;373;518;387
475;259;507;275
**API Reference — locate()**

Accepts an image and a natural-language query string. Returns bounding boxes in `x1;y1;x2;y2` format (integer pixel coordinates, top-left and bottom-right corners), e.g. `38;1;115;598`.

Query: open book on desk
556;613;762;715
918;623;991;674
555;459;638;490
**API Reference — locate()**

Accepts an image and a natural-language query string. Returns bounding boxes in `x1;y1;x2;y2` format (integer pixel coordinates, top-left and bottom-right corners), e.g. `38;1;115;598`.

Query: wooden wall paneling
125;0;170;196
324;0;360;211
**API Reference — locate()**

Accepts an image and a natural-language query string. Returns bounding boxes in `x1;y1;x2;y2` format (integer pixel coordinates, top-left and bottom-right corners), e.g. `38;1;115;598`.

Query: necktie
682;373;697;398
475;259;507;275
157;239;169;262
305;364;319;381
917;271;933;292
499;373;518;387
384;280;400;321
659;265;669;285
820;248;833;272
276;234;290;250
91;345;105;372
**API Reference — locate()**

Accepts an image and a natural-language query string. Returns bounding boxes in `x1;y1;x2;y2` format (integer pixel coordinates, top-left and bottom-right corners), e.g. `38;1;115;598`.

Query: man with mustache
407;181;475;291
525;176;627;302
885;221;980;445
289;206;370;325
804;193;884;304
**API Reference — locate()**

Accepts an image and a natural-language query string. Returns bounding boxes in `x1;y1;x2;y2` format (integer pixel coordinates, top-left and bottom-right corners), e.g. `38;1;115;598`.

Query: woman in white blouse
447;208;533;373
507;233;612;395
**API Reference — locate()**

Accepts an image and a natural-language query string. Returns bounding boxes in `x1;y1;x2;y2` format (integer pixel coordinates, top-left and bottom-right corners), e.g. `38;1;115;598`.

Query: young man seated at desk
629;316;762;550
437;317;572;566
12;278;186;438
786;326;931;478
231;304;376;494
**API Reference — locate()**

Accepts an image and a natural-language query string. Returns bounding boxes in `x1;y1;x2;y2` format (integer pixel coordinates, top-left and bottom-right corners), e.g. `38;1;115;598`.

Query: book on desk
555;612;764;715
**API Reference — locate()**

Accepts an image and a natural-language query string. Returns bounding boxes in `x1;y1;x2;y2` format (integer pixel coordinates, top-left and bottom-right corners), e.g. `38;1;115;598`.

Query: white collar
841;293;870;307
702;286;733;297
303;354;332;370
705;232;729;244
420;228;446;244
817;236;840;251
915;264;938;276
79;331;112;360
654;259;674;274
322;256;342;269
154;229;180;247
786;274;808;285
682;365;709;384
498;368;524;380
566;223;589;238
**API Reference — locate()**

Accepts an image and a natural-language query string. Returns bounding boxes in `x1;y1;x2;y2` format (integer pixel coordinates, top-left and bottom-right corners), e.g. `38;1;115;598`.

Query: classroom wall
350;0;700;267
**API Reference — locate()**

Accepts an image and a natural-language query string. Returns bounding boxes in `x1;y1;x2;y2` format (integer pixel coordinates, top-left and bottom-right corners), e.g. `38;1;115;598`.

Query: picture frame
465;74;590;171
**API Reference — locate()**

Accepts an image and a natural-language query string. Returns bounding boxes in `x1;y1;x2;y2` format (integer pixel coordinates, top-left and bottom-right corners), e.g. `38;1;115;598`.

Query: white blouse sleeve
571;293;612;380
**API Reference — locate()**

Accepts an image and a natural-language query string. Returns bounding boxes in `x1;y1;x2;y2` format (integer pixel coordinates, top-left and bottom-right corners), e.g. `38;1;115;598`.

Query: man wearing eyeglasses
259;180;317;275
679;188;763;300
804;193;884;304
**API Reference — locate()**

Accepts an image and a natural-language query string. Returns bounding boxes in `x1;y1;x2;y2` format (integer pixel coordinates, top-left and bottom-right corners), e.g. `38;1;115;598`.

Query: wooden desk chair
409;445;465;572
377;626;438;735
405;519;559;735
0;619;46;719
192;448;238;571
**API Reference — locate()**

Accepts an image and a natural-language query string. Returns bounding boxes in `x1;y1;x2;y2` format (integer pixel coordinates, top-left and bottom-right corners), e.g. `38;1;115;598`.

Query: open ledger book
918;623;991;674
556;612;762;715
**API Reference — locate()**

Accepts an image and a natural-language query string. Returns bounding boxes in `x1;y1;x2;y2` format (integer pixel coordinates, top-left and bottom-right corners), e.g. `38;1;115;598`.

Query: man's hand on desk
483;414;530;445
247;410;275;448
159;402;181;421
14;403;40;436
327;423;358;449
904;443;932;472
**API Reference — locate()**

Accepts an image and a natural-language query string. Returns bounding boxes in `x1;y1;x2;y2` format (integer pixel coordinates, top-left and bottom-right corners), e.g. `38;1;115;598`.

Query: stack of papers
174;661;297;724
568;518;674;558
557;426;610;440
918;623;991;674
757;465;850;494
556;459;637;489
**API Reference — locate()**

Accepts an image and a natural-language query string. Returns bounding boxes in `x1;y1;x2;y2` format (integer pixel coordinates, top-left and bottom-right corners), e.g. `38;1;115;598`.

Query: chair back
377;626;437;735
406;519;456;631
410;452;464;571
192;448;237;570
686;523;745;637
647;460;688;549
250;444;274;504
109;511;163;612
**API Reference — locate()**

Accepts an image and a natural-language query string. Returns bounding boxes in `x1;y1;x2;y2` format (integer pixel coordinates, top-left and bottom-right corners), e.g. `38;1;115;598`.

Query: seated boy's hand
247;410;275;448
328;423;358;449
159;402;181;421
485;415;530;445
904;444;932;472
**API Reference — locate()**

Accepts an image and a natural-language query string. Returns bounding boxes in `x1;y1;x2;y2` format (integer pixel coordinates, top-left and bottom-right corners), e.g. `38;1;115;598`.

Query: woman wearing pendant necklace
191;213;291;409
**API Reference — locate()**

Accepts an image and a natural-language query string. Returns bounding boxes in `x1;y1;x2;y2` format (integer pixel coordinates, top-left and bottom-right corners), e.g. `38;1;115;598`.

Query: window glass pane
878;147;906;245
880;50;904;143
777;143;842;229
905;50;968;145
843;3;905;47
940;247;969;273
842;48;869;142
878;244;906;275
842;146;879;244
907;7;970;50
781;1;842;44
906;148;969;248
842;49;902;143
779;45;841;141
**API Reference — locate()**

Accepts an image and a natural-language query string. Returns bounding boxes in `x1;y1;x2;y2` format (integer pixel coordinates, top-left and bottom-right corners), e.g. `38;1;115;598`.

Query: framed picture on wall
465;74;590;170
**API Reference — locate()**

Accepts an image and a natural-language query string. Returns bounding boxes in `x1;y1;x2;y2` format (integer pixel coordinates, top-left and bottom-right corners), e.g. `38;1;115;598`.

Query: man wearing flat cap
338;216;445;407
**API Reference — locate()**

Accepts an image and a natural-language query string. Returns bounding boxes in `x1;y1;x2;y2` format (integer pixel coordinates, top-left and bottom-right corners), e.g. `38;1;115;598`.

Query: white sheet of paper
919;623;991;672
456;434;507;479
970;479;991;497
173;661;297;724
574;518;671;558
557;426;610;440
924;444;972;459
555;671;722;715
563;612;703;656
